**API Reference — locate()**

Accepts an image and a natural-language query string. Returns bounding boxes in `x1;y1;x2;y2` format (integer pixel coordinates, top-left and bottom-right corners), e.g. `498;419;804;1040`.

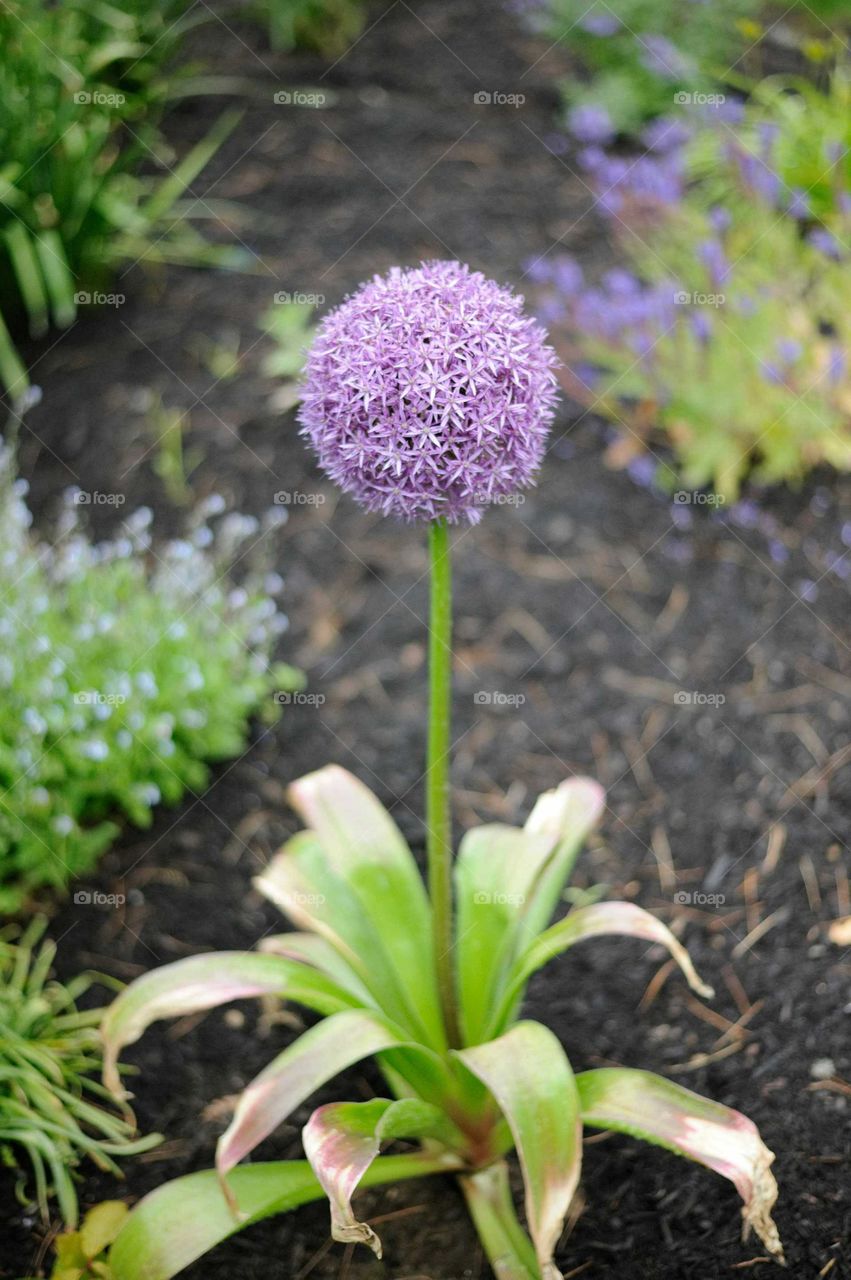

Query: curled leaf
577;1068;784;1263
303;1098;463;1257
491;900;713;1035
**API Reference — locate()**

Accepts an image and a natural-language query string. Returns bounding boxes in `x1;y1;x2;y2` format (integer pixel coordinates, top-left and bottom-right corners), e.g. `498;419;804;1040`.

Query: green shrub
0;0;245;396
0;919;158;1228
263;0;368;54
533;73;851;497
0;443;297;911
524;0;763;134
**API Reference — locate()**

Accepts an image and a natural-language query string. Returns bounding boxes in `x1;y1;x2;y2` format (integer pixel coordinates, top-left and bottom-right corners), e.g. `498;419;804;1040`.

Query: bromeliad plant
101;262;783;1279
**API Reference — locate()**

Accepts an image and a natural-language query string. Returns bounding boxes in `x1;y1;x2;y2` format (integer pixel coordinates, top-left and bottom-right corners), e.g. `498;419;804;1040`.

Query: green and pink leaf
303;1098;463;1256
577;1068;784;1262
101;952;356;1098
457;1022;581;1279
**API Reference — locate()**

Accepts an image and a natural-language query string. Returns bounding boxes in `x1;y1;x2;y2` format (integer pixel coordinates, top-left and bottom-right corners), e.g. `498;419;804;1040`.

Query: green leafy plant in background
536;65;851;498
0;0;247;398
263;0;368;55
687;65;851;227
0;441;298;911
522;0;764;134
0;920;158;1231
99;263;783;1279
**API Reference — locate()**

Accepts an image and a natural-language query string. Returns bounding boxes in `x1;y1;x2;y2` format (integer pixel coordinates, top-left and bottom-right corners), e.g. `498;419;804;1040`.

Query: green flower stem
427;518;460;1048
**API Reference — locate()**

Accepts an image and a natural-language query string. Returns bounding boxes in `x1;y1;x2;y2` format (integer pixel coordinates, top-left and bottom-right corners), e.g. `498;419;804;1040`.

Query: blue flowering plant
0;443;294;911
512;0;762;134
101;263;783;1279
534;82;851;499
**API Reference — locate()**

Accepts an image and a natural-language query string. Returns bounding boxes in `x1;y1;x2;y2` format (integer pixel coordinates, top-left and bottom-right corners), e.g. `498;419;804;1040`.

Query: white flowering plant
100;264;783;1279
0;445;296;911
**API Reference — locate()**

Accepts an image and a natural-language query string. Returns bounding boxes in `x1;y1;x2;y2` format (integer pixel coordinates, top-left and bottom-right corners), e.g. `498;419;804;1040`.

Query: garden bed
2;1;849;1276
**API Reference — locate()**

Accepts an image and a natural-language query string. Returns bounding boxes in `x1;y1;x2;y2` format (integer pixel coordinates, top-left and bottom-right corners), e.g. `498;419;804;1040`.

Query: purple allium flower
567;103;615;145
298;261;559;524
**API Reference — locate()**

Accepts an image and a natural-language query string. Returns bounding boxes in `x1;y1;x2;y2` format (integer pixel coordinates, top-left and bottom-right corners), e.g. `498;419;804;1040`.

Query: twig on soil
732;907;790;958
669;1040;743;1072
797;654;851;698
770;713;829;767
713;1001;764;1050
652;583;689;639
721;964;754;1018
622;733;661;799
760;823;786;876
783;742;851;805
638;957;675;1011
742;866;761;935
650;825;676;893
807;1077;851;1098
295;1234;335;1279
799;854;822;912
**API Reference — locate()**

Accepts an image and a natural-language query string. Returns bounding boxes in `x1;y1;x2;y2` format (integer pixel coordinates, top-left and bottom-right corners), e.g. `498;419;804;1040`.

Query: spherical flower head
298;261;560;523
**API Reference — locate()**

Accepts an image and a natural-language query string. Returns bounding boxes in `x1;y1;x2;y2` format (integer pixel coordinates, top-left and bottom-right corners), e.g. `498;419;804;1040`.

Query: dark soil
2;1;850;1277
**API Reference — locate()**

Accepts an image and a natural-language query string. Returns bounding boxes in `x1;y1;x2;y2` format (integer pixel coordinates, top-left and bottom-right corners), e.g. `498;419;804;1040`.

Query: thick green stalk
427;519;460;1048
460;1162;542;1279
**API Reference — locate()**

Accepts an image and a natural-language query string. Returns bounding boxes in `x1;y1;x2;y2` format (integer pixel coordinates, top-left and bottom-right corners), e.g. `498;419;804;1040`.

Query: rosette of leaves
100;767;781;1279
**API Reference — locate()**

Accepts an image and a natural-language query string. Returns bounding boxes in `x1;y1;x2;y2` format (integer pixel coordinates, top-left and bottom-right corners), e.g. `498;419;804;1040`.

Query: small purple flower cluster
578;137;686;216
